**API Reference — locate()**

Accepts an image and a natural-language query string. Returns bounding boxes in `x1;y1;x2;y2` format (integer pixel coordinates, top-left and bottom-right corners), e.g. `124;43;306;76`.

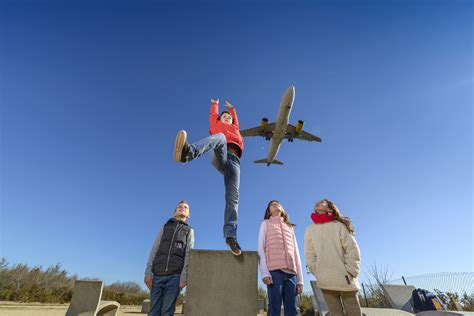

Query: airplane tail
254;159;284;166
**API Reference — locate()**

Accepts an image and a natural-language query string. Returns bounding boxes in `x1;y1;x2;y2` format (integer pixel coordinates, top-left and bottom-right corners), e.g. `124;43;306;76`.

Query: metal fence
390;272;473;296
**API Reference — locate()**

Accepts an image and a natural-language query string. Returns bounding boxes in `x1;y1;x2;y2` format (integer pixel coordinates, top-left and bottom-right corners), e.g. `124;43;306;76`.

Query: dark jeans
267;270;298;316
186;133;240;238
149;274;180;316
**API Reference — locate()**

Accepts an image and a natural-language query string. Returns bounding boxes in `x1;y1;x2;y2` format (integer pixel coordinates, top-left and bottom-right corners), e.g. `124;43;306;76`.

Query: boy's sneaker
174;130;190;163
226;237;242;256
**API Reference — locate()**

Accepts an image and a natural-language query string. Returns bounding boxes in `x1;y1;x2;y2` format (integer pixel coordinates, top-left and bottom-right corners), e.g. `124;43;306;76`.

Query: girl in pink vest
258;200;304;316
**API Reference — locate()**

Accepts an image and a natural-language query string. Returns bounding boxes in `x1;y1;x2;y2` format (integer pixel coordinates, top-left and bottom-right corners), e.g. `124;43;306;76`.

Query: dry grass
0;302;142;315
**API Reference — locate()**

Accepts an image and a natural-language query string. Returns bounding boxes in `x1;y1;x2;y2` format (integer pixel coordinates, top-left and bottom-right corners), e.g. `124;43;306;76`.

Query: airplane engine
261;118;268;130
295;120;304;133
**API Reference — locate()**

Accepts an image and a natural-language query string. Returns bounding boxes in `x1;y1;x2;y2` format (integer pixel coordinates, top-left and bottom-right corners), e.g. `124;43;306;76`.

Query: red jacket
209;102;244;157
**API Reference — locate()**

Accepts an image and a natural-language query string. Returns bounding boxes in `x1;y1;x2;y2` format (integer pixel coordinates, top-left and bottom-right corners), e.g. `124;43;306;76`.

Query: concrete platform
361;308;414;315
184;249;258;316
361;308;470;315
416;312;467;316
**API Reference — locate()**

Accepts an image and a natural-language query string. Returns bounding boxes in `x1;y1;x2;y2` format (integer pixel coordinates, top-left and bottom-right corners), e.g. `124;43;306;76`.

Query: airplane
239;85;322;166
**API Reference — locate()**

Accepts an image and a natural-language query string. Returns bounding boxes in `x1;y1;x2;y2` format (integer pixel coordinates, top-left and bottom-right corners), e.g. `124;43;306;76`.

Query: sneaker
226;237;242;256
174;130;190;163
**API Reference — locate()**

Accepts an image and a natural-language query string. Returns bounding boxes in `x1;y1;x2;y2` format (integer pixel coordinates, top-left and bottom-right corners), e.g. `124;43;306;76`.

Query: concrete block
141;299;150;313
381;284;416;313
184;249;258;316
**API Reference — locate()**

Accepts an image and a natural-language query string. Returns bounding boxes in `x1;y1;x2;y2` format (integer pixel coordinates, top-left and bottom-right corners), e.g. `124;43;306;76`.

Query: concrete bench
65;280;120;316
380;284;416;313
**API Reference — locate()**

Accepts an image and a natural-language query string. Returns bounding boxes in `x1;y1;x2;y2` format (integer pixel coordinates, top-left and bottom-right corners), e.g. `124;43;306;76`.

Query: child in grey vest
144;200;194;316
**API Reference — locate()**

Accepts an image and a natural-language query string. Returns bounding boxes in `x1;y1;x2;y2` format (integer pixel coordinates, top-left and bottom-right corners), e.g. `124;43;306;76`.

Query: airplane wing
285;124;322;142
240;123;275;138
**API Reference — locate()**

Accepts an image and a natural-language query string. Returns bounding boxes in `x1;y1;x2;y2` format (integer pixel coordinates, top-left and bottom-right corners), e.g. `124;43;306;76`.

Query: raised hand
224;100;234;109
211;98;219;104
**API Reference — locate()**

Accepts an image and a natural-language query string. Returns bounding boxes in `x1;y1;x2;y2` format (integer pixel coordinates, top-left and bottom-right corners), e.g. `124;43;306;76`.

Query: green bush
298;292;314;316
0;258;146;305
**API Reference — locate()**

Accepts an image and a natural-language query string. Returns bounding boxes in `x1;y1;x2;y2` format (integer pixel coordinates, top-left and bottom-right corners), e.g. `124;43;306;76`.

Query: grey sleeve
145;227;164;277
179;228;195;285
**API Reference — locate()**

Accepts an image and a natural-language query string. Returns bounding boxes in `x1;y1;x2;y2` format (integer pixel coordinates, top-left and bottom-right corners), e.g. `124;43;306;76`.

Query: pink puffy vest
264;216;297;274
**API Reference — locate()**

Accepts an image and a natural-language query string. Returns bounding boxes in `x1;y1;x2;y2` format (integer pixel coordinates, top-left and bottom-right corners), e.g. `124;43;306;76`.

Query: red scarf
311;212;335;224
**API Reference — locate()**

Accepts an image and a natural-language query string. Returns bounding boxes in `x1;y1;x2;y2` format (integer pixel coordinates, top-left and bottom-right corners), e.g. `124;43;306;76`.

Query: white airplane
240;85;322;166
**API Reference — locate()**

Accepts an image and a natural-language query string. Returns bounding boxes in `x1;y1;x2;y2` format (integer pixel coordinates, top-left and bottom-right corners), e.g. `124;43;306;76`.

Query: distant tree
11;264;29;291
363;263;393;308
461;293;474;311
103;281;148;305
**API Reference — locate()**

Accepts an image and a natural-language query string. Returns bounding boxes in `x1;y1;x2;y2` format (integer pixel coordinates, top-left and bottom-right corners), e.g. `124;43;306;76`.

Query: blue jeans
149;274;180;316
267;270;298;316
186;133;240;238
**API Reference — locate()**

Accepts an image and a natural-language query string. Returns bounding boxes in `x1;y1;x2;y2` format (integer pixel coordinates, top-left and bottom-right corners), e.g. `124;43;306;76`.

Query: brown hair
319;199;355;235
263;200;295;227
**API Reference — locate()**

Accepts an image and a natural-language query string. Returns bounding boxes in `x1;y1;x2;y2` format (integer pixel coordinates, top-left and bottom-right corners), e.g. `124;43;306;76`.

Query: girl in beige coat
304;199;362;316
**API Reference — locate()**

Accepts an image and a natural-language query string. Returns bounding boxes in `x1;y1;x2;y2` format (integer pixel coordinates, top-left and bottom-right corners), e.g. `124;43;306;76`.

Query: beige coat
304;221;361;291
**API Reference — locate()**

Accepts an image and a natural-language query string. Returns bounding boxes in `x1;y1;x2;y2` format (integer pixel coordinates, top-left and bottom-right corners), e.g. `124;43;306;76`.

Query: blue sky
1;0;472;293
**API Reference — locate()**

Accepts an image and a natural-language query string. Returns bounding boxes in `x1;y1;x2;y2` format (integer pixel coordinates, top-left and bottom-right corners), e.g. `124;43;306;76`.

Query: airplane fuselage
267;86;295;163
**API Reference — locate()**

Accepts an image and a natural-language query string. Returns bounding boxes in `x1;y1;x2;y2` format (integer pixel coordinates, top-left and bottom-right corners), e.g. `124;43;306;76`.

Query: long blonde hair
264;200;295;227
321;199;354;235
